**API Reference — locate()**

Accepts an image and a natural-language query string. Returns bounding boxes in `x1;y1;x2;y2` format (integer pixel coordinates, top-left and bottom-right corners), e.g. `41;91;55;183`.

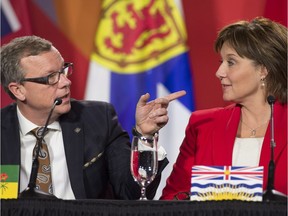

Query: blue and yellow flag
85;0;195;198
86;0;195;133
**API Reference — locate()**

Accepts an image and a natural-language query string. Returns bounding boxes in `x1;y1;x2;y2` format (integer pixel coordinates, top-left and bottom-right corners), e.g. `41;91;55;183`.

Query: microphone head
54;98;62;105
267;95;275;105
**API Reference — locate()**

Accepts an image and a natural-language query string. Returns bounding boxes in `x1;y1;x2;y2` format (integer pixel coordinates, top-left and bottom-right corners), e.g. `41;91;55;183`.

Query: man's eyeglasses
20;62;73;85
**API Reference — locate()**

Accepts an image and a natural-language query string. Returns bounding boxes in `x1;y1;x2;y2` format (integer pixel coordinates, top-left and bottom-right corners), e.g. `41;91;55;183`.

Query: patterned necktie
31;127;53;194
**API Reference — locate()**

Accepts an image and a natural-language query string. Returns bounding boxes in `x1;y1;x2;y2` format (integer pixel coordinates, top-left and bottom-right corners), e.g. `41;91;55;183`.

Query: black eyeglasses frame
20;62;73;85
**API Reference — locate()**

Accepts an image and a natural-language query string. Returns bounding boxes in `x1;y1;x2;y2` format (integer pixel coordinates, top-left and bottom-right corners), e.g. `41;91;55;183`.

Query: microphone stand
19;99;62;199
262;96;287;202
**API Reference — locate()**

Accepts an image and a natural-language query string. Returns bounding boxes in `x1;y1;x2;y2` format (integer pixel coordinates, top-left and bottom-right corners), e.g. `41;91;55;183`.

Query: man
1;35;185;199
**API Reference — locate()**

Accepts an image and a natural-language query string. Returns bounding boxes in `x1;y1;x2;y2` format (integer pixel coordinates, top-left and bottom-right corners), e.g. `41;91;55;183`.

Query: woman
160;17;287;200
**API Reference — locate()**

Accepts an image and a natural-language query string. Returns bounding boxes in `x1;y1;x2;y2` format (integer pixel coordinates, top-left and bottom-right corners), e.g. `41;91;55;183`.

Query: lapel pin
74;127;81;133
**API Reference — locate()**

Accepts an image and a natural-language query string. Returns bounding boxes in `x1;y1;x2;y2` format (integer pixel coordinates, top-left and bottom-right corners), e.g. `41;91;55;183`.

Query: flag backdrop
1;0;286;199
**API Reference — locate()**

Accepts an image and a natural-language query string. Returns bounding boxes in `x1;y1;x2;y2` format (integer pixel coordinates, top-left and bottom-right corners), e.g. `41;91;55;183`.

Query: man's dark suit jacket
1;100;168;199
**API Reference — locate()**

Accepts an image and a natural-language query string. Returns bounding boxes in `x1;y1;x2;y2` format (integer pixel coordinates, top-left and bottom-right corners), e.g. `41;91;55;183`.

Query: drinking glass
130;134;158;200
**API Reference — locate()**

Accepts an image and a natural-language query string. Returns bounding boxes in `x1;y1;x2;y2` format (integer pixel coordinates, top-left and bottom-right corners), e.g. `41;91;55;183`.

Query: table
1;198;287;216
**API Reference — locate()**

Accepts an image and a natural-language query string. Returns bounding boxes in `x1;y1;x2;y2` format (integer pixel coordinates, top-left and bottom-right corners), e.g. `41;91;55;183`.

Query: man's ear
8;82;26;101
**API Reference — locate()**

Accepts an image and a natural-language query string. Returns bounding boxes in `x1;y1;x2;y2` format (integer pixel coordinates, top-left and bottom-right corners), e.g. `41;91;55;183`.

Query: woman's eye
227;60;234;66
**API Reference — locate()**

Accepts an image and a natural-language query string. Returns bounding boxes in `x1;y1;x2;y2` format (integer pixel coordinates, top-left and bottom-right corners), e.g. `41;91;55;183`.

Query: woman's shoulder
186;103;240;131
192;103;238;119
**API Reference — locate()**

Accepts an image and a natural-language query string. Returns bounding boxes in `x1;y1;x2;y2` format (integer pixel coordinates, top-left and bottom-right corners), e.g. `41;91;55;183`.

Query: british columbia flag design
190;166;263;201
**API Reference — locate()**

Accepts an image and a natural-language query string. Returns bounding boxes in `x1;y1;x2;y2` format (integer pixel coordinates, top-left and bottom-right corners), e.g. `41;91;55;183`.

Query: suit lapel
1;104;21;165
212;105;241;165
1;104;21;193
60;111;86;199
259;102;287;167
212;103;286;169
273;103;287;161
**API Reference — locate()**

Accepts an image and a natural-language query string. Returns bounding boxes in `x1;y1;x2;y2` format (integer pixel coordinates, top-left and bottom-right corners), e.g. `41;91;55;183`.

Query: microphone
54;98;62;106
19;98;62;199
263;95;286;202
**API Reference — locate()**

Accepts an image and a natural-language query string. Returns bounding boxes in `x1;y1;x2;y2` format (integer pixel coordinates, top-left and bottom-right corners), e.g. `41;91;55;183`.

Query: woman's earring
261;77;265;87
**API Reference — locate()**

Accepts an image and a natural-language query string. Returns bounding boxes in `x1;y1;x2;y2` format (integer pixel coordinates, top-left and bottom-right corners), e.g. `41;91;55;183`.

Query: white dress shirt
17;107;75;199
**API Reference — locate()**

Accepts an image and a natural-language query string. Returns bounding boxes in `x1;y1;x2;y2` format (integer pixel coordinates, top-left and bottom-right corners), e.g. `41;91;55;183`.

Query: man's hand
135;90;186;136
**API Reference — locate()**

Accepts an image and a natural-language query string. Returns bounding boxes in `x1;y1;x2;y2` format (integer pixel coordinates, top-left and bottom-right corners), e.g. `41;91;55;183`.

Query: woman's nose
215;64;226;80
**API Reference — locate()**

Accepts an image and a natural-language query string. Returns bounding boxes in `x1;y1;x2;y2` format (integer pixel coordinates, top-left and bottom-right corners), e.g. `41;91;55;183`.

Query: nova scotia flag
84;0;195;199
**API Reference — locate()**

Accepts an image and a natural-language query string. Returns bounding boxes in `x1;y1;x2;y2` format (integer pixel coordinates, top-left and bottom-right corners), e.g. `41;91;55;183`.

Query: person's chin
64;102;71;112
58;101;71;115
222;95;233;102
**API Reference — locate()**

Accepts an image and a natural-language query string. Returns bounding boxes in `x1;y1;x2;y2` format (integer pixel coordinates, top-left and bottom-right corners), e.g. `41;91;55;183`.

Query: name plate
0;165;19;199
191;166;263;201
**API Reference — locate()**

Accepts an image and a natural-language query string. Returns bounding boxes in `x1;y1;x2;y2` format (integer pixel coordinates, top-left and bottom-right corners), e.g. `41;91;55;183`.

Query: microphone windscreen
54;98;62;105
267;95;275;105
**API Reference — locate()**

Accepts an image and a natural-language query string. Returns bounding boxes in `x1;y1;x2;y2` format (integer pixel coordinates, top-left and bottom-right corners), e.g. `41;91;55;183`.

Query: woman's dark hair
215;17;287;104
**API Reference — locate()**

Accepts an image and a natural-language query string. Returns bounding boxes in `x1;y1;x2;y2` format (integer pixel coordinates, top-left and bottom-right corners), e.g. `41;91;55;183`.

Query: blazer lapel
273;103;287;162
212;105;241;165
60;112;86;199
1;104;21;165
259;102;287;168
1;104;21;193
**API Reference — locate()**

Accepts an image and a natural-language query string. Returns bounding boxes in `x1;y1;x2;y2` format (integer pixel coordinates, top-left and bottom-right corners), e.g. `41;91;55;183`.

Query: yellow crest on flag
91;0;188;74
